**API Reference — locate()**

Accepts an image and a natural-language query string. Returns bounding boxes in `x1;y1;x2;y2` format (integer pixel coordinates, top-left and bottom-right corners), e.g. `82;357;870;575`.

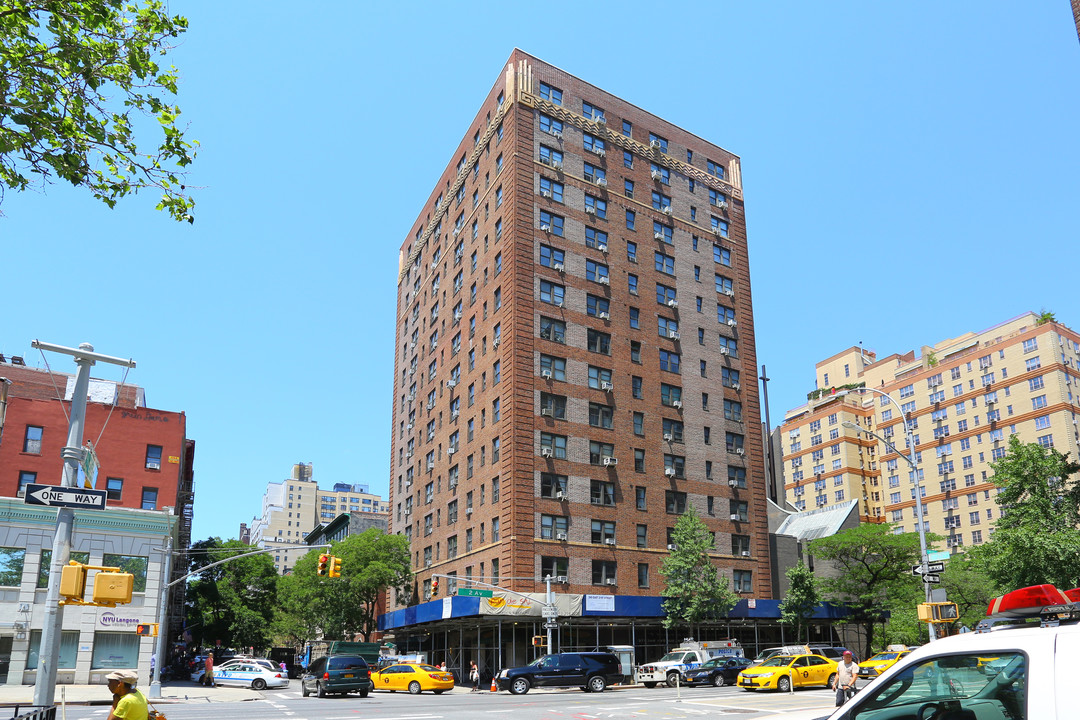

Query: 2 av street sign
23;483;107;511
911;561;946;576
457;588;494;598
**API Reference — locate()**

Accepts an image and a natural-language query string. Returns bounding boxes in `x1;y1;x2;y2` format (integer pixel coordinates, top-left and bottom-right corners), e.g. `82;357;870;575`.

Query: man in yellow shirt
107;669;148;720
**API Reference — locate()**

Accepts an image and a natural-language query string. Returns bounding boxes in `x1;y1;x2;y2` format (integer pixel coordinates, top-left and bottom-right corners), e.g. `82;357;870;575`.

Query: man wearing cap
833;650;859;707
107;670;148;720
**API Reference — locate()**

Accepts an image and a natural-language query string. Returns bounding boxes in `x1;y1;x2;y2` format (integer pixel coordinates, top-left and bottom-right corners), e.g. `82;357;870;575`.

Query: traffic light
918;602;959;623
135;623;159;637
317;554;329;577
59;562;88;603
532;635;545;647
329;556;342;578
431;577;439;597
92;571;134;606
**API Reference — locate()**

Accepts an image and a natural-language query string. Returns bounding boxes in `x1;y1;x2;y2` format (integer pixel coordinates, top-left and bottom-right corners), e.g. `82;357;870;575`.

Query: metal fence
3;706;56;720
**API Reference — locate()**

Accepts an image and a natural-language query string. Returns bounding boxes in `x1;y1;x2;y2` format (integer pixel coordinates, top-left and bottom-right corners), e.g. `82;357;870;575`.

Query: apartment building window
585;259;609;283
542;557;568;579
726;432;744;453
448;500;458;524
584;195;607;219
540;432;567;459
724;400;742;422
733;570;752;593
654;251;675;275
663;454;685;479
659;350;680;373
658;316;679;338
623;150;633;169
707;159;725;179
635;487;647;510
584;226;607;249
624;179;634;198
711;217;728;238
653;221;674;244
713;244;731;266
1026;357;1042;371
539;210;564;236
629;307;640;329
729;500;748;522
648;133;668;152
652;191;672;211
635;448;645;470
660;383;682;406
18;471;36;497
141;487;158;510
589;402;614;429
591;520;616;544
630;341;641;363
731;534;751;556
539;145;563;166
665;491;687;514
539;114;563;135
593;560;617;585
722;367;740;388
540;354;566;381
626;209;635;229
587;294;610;317
539;280;564;306
633;412;644;435
539;82;562;105
638;563;650;588
583;133;605;155
588;366;612;389
656;282;676;306
591;479;616;506
541;473;567;498
539;317;566;344
23;426;43;454
145;445;162;470
540;392;566;420
539;177;563;202
540;514;567;539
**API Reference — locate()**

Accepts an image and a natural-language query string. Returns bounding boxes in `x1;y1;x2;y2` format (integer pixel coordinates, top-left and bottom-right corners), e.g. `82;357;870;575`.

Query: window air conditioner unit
717;200;729;210
409;340;417;349
595;177;608;186
552;161;563;171
451;410;459;420
668;331;680;341
408;392;416;401
446;379;457;388
663;433;673;442
448;479;457;489
654;231;666;240
493;337;500;348
406;451;414;459
409;368;416;376
447;447;456;456
541;189;552;198
541;369;553;379
427;461;435;470
452;227;460;238
556;532;568;541
603;456;618;466
555;491;566;500
556;575;569;584
454;309;462;320
598;276;610;286
552;262;565;273
672;400;683;409
599;311;610;320
541;407;553;416
555;300;564;307
650;139;663;149
719;347;730;356
603;538;616;546
596;115;606;125
667;544;678;551
540;224;552;232
730;513;741;521
465;507;472;515
598;243;608;253
667;299;679;308
736;448;745;456
431;261;439;271
665;468;676;477
592;146;606;156
404;509;411;516
713;227;723;236
662;206;672;216
724;289;735;297
727;479;739;487
727;319;737;327
585;206;596;215
406;422;414;431
741;550;751;557
605;578;617;585
426;400;435;410
651;169;663;180
601;381;614;391
731;383;741;391
541;448;554;458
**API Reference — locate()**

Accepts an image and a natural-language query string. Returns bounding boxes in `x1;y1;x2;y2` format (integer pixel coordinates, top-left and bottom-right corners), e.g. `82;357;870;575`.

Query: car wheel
666;672;680;688
359;689;369;698
301;682;310;697
777;676;791;693
252;678;267;690
713;674;725;687
317;682;326;698
827;673;837;689
408;681;422;695
510;677;530;695
643;682;657;688
588;675;606;693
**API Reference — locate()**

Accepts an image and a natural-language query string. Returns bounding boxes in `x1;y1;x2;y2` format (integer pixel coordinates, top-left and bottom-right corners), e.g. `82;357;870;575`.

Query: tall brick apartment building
384;52;774;670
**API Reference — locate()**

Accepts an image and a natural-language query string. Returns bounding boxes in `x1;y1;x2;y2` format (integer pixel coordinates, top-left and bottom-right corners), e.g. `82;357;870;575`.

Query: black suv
301;655;374;698
497;652;622;694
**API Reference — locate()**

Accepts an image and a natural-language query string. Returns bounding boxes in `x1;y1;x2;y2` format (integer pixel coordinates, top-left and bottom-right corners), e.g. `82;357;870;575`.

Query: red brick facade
390;51;773;608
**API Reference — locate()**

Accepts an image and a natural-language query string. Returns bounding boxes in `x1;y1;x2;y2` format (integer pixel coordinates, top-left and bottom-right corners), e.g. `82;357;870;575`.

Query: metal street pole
148;535;173;699
837;388;937;641
31;342;136;708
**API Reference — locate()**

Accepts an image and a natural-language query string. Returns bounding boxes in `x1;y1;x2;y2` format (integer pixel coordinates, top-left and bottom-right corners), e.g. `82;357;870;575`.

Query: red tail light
323;672;330;680
987;584;1072;616
1065;588;1080;602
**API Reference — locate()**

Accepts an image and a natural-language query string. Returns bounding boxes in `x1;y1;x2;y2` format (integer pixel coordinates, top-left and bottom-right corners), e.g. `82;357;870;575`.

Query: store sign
584;594;615;612
99;611;141;629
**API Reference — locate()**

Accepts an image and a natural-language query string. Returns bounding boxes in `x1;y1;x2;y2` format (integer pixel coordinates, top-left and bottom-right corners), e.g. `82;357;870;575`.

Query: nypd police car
812;584;1080;720
213;661;290;690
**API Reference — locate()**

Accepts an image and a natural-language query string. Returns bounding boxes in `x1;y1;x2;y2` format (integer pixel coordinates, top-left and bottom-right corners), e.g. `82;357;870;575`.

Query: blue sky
3;2;1077;542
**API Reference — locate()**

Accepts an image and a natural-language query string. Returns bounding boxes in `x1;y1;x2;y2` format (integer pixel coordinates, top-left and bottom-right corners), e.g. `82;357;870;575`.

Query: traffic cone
490;676;498;692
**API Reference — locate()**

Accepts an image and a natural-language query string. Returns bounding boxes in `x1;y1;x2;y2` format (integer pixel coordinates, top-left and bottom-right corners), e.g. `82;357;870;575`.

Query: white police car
813;584;1080;720
213;661;290;690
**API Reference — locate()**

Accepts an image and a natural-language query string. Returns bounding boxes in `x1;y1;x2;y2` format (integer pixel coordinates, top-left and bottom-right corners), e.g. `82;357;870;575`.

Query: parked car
737;653;838;692
191;657;277;684
497;652;622;694
857;649;911;680
213;661;289;690
300;654;373;698
370;663;454;694
683;656;753;687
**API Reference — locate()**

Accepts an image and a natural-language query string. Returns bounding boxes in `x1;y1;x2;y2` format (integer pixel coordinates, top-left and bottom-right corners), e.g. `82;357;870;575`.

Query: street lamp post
836;387;937;641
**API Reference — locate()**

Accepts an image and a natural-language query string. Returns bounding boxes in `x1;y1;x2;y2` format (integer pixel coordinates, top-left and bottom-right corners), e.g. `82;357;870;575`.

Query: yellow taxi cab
856;647;911;680
370;663;455;694
737;653;838;692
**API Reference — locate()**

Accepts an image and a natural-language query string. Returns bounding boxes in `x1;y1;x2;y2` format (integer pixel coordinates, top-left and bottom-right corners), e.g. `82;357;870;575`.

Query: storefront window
91;632;139;670
0;548;25;586
102;554;148;593
27;630;79;669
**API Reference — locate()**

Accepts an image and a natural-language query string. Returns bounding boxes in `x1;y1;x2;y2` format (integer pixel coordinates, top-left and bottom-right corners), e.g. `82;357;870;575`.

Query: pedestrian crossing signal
136;623;159;636
532;635;545;647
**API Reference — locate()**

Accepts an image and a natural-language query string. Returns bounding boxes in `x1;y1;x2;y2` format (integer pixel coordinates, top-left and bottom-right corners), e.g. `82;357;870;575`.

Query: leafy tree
275;529;411;642
973;436;1080;591
0;0;197;221
939;552;996;630
809;523;932;659
659;506;738;629
1036;310;1056;325
779;562;820;643
185;538;277;651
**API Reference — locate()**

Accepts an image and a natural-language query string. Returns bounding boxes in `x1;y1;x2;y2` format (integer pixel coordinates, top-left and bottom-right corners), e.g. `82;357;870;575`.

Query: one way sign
911;561;946;576
24;483;107;511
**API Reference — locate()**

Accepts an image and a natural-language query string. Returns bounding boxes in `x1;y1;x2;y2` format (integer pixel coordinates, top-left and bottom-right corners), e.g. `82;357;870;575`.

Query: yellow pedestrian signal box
918;602;959;623
329;556;342;578
136;623;159;637
532;635;545;647
59;562;88;602
92;572;134;606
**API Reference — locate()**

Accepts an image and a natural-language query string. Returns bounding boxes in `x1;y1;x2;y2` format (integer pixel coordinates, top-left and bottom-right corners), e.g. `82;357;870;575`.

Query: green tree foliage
972;436;1080;591
0;1;197;221
939;553;996;630
809;524;932;659
659;506;738;629
275;530;411;642
778;562;820;643
185;538;277;651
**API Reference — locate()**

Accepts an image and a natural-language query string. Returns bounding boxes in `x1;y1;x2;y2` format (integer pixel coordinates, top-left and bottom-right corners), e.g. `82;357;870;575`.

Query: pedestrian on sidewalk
106;669;148;720
469;661;479;691
833;651;859;706
205;651;216;687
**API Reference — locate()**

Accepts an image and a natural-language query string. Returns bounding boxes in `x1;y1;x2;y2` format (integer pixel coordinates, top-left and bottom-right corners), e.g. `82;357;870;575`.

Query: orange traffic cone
490;676;498;692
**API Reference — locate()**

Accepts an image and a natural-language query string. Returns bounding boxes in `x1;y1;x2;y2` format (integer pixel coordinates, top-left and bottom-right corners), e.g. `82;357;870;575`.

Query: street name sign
911;561;946;576
24;484;107;511
541;606;559;619
457;588;494;598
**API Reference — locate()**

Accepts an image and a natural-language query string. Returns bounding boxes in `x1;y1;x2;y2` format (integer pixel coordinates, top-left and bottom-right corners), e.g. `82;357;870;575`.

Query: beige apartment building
780;312;1080;551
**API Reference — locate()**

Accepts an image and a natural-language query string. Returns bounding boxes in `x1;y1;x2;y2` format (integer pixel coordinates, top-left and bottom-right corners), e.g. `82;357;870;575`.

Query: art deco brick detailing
780;312;1080;551
390;50;771;610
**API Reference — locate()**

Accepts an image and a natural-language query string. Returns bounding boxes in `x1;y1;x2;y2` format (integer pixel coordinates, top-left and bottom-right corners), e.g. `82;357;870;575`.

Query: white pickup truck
637;640;743;688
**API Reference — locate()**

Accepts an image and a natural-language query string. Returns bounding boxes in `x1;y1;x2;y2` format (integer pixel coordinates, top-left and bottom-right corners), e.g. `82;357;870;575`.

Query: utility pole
759;365;776;503
31;341;136;708
148;535;173;699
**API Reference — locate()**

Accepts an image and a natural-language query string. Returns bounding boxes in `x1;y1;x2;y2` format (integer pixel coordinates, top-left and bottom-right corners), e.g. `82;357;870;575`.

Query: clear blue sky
3;2;1077;542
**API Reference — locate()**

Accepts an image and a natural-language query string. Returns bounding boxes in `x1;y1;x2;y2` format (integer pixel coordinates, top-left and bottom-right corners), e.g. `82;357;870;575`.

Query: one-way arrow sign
24;483;107;511
911;561;946;576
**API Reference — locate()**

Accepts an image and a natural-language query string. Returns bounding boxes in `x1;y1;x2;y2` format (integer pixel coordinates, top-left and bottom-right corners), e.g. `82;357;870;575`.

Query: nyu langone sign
99;611;141;629
24;483;107;510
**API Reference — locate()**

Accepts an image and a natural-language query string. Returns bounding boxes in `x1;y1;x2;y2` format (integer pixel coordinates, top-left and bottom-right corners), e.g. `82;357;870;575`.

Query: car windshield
657;652;688;663
759;655;795;668
754;649;781;662
868;653;901;662
328;657;366;671
529;655;557;668
418;664;440;671
700;659;723;668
